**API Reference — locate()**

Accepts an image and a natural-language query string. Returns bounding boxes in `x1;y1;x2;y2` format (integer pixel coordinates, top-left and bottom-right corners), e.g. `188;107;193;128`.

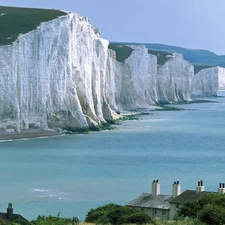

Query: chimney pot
218;183;225;194
172;181;181;198
152;179;160;196
196;180;204;193
7;203;13;221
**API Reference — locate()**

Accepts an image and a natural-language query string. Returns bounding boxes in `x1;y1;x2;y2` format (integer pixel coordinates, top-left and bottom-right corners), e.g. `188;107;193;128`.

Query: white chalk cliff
0;12;118;132
156;53;193;102
113;46;194;110
0;11;221;132
191;67;225;97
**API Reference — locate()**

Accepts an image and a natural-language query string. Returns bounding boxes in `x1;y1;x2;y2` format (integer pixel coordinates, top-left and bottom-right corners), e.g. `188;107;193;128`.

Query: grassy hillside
0;6;66;45
144;43;225;68
108;43;133;63
147;49;173;65
192;64;214;74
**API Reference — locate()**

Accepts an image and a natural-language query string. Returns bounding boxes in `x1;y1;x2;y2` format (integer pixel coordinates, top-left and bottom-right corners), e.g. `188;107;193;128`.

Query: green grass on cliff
193;64;214;74
0;6;66;45
147;49;173;65
108;43;173;65
108;43;133;63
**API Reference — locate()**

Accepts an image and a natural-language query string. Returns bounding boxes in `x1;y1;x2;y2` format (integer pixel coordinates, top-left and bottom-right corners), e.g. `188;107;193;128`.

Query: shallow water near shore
0;97;225;221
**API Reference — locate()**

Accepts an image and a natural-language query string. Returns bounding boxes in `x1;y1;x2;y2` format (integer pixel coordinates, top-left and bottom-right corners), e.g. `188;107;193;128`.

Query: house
126;180;180;220
126;180;225;221
0;203;28;224
169;180;205;220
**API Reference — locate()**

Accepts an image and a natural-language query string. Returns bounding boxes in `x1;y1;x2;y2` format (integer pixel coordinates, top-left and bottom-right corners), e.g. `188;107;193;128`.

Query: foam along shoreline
0;129;60;141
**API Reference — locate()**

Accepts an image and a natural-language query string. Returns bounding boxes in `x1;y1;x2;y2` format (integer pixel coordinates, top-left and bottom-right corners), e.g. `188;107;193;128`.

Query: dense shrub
197;204;225;225
85;203;152;225
177;193;225;224
177;200;203;218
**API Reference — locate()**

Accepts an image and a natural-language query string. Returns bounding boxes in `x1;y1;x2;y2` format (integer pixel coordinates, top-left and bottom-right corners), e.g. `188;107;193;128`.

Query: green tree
197;204;225;225
85;203;152;225
177;193;225;224
177;200;203;218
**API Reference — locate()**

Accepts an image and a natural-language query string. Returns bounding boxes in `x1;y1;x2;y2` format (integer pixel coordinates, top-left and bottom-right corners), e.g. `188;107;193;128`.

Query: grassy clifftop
0;6;66;45
108;43;133;63
147;49;173;65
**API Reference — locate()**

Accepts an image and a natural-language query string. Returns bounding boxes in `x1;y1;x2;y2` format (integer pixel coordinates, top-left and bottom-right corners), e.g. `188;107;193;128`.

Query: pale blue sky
1;0;225;55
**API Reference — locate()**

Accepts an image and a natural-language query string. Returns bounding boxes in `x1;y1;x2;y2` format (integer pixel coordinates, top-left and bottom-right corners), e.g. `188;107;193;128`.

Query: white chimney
218;183;225;194
196;180;204;193
152;180;160;196
172;181;181;198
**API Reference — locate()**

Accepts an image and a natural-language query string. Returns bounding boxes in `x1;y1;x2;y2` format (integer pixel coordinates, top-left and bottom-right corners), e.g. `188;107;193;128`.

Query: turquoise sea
0;97;225;221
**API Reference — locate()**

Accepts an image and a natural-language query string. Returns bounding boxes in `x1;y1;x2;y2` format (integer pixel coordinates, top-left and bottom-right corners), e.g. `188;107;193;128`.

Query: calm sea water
0;97;225;221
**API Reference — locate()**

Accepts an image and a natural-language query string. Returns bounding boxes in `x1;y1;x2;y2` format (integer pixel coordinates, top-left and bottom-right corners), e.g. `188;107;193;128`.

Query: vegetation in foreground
6;218;204;225
85;203;152;225
0;6;66;45
8;193;225;224
176;193;225;225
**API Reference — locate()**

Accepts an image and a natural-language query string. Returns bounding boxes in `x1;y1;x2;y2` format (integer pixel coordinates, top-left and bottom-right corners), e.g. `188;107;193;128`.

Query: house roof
0;212;28;223
169;189;212;204
126;193;173;210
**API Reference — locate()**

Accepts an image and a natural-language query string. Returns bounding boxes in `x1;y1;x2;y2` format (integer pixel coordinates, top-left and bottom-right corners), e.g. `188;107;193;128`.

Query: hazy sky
1;0;225;55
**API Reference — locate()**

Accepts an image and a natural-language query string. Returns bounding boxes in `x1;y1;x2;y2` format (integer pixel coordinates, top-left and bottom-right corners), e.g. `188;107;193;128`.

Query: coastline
0;129;60;141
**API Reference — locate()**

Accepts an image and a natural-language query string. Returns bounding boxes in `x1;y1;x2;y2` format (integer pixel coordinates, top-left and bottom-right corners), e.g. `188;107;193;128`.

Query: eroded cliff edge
0;12;119;132
0;10;223;133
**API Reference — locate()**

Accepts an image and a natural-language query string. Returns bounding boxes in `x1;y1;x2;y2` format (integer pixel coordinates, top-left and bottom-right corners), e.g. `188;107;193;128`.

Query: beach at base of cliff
0;129;60;141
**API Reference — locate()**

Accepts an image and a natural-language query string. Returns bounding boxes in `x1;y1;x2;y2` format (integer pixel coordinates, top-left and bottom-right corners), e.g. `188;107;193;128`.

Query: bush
30;214;79;225
177;193;225;224
85;203;152;225
197;204;225;225
177;200;203;218
10;220;29;225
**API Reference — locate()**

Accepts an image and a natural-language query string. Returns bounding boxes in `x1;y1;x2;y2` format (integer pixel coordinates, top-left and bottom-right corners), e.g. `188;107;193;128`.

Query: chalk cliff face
114;45;158;110
191;67;225;97
156;53;194;102
0;11;204;133
0;12;117;132
114;46;194;110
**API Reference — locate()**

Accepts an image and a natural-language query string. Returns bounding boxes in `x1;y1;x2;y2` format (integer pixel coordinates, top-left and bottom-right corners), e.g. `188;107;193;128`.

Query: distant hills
110;42;225;73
